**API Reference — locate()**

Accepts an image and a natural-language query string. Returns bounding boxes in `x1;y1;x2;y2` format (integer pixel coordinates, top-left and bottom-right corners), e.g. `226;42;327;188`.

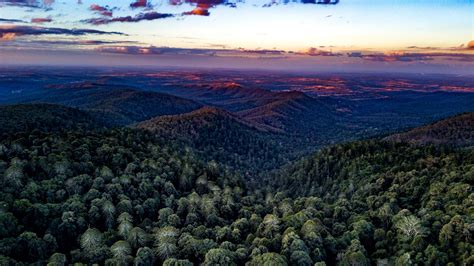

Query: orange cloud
183;7;210;16
468;40;474;50
0;32;16;41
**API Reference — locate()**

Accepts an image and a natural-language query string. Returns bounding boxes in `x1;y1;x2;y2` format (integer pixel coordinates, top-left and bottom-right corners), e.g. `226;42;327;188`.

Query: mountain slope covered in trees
0;104;472;265
0;104;104;134
385;112;474;146
136;106;291;175
237;91;338;134
28;83;203;125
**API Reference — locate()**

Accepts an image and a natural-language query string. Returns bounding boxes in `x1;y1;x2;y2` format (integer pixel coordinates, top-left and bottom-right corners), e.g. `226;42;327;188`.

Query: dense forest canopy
0;103;472;265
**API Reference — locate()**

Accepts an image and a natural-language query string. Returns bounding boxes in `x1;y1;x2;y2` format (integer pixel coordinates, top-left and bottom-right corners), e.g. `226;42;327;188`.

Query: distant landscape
0;66;472;265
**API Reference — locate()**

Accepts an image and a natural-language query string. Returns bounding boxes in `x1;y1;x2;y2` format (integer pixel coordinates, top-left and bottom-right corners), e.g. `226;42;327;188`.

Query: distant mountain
31;82;203;125
137;106;291;174
385;112;474;146
0;103;102;134
237;91;339;134
165;82;277;111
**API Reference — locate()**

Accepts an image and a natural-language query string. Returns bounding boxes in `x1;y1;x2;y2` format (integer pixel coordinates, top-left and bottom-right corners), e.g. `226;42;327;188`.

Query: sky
0;0;473;73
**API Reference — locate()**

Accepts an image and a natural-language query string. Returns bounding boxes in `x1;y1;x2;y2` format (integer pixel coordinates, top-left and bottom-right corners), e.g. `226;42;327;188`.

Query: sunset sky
0;0;473;73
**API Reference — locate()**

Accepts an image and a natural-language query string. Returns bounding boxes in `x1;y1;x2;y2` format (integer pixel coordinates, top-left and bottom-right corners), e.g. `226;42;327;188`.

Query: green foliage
0;110;472;265
247;252;287;266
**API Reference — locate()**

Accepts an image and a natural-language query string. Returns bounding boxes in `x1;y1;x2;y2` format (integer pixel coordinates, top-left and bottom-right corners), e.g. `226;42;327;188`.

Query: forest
0;104;472;265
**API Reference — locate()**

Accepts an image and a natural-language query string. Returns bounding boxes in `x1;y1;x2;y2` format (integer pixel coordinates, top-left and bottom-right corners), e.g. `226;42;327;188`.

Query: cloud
130;0;149;9
89;4;113;17
468;40;474;50
95;45;293;59
296;47;341;56
96;45;219;56
182;7;210;16
174;0;235;16
0;18;26;23
303;0;339;4
347;51;474;62
177;0;340;17
83;11;174;25
406;41;474;52
0;32;16;40
31;16;52;23
347;51;432;62
0;25;125;41
0;0;54;8
237;48;286;55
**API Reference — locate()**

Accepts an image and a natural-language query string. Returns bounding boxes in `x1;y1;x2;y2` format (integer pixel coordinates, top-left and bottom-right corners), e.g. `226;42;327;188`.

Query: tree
163;258;193;266
154;226;179;260
110;240;132;265
117;212;133;238
80;228;108;263
47;253;66;266
290;250;312;265
260;214;280;238
102;200;116;230
246;252;287;266
396;215;424;240
203;248;237;266
134;247;155;266
128;227;149;249
339;240;370;266
3;160;24;188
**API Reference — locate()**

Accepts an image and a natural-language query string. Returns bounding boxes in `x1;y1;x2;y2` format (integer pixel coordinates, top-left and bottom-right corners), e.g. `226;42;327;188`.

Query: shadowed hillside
385;112;474;146
32;83;203;125
238;91;340;135
0;104;103;134
137;106;291;174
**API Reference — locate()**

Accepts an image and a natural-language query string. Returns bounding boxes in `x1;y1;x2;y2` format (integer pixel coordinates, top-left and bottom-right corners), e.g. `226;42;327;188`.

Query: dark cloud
95;45;293;59
348;52;432;62
0;0;54;8
89;4;113;17
237;48;286;55
296;47;341;56
264;0;339;7
177;0;339;17
34;40;137;45
303;0;339;4
0;18;26;23
130;0;149;9
96;45;220;56
83;11;174;25
406;42;474;52
0;25;125;40
31;16;52;23
347;51;474;62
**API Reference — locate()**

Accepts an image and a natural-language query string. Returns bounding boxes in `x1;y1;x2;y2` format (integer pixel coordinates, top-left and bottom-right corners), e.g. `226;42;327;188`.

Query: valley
0;67;473;265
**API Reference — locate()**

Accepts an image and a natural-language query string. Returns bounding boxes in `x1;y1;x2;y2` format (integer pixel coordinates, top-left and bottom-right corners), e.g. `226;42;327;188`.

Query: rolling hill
385;112;474;146
162;82;277;112
0;103;103;134
136;106;291;174
27;82;203;125
237;91;341;135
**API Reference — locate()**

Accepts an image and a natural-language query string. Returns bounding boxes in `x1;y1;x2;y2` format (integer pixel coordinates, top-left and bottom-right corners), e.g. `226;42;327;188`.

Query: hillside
237;91;341;135
0;103;103;134
0;112;472;265
270;139;473;265
385;112;474;146
137;106;291;174
33;83;203;125
164;82;276;112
